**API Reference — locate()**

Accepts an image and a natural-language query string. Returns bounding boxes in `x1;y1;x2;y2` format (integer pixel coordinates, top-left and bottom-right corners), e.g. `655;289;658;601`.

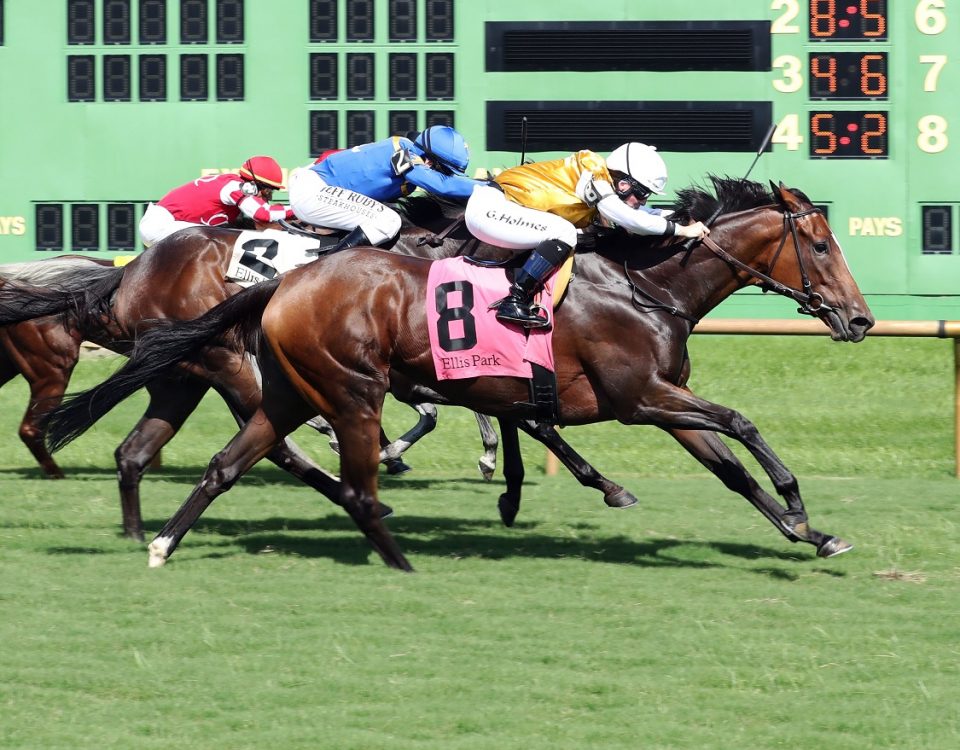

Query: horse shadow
113;512;840;580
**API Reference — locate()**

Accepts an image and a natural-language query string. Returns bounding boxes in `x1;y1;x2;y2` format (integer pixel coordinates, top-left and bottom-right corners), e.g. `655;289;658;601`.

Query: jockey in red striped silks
139;156;294;247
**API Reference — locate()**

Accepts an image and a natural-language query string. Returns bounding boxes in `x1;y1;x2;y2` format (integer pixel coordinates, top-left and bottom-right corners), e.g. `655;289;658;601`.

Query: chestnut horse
44;179;874;570
0;205;634;539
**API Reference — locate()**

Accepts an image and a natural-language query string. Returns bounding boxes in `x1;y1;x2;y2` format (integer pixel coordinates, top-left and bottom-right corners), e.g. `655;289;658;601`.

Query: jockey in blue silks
289;125;486;252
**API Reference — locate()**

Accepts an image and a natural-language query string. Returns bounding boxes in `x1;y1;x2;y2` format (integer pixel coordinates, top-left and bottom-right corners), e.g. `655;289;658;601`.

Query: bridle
701;205;833;317
625;204;834;323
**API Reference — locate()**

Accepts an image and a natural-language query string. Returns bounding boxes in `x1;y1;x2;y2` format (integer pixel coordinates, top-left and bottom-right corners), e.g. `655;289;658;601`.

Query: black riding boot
331;226;371;253
493;238;573;330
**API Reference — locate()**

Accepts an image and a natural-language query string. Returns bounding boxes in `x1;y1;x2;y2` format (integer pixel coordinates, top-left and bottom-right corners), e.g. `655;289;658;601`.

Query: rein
700;206;832;317
623;205;831;323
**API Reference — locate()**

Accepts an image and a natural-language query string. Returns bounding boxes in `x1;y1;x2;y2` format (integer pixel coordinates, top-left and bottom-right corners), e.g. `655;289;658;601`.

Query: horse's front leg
516;420;638;509
633;384;851;558
331;408;413;572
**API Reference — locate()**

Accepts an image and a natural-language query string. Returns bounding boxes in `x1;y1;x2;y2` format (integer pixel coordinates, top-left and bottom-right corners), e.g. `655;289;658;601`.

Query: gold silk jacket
494;150;612;228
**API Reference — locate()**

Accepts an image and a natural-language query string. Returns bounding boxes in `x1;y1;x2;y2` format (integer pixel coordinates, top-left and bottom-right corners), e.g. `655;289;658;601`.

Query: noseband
700;206;833;317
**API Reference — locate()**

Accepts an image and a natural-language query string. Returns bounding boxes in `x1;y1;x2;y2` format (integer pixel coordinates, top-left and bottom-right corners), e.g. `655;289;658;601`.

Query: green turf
0;336;957;749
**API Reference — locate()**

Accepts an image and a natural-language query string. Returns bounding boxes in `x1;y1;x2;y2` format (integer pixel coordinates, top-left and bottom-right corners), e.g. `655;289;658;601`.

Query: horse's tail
0;264;125;326
44;278;282;452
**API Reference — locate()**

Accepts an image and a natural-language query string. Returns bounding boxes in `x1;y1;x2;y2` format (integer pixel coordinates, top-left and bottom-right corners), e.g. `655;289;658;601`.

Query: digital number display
35;204;64;251
67;55;96;102
103;0;131;45
347;53;375;100
216;54;244;101
139;0;167;44
139;54;166;101
107;204;137;251
346;111;375;147
389;53;418;101
390;0;417;42
425;0;454;42
426;53;454;100
68;0;96;45
390;111;419;137
426;110;454;129
809;52;887;100
809;111;887;158
809;0;887;41
346;0;374;42
216;0;244;44
309;0;338;42
921;206;953;255
310;111;339;153
180;54;208;100
310;53;338;100
181;0;208;44
72;204;100;252
103;55;132;102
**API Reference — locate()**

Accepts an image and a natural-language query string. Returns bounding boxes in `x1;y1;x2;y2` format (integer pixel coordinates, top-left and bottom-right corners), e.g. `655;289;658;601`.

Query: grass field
0;336;957;749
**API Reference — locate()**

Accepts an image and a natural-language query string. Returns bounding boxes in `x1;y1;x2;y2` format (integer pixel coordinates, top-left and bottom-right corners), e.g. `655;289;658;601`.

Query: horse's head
757;182;875;342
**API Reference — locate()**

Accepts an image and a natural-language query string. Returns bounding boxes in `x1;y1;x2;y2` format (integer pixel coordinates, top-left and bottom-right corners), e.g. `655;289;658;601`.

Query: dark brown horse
0;256;117;478
44;179;874;570
0;205;634;539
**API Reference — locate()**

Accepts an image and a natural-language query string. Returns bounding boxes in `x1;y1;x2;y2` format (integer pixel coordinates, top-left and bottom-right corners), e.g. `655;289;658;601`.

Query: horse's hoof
147;550;167;568
604;488;638;508
124;530;146;544
498;495;519;527
817;536;853;558
385;459;412;476
147;537;171;568
378;503;394;519
478;457;496;482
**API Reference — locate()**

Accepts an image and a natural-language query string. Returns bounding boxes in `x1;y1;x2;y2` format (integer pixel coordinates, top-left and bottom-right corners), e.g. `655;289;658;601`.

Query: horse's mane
670;175;775;224
594;175;814;261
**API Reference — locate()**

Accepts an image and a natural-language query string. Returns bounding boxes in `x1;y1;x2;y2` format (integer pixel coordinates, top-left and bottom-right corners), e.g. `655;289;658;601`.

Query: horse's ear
776;181;804;212
769;180;785;208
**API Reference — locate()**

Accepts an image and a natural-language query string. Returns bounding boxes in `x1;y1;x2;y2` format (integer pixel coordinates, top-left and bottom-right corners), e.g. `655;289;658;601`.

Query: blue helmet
414;126;470;176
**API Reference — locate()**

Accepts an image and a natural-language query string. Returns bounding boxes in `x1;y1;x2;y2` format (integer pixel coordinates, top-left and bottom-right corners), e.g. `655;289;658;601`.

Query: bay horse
0;205;635;539
44;179;874;571
0;256;117;479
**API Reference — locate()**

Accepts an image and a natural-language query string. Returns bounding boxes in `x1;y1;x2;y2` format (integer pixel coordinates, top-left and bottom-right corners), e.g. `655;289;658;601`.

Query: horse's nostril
850;316;874;331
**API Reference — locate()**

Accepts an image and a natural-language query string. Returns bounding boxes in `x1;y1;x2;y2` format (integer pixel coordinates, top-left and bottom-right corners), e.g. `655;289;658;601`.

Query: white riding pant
464;184;578;250
139;203;199;248
288;168;402;245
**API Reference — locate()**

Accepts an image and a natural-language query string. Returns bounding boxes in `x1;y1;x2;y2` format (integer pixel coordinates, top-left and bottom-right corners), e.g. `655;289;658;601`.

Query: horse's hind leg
474;412;498;481
517;420;638;509
667;428;851;558
114;377;209;541
147;402;304;568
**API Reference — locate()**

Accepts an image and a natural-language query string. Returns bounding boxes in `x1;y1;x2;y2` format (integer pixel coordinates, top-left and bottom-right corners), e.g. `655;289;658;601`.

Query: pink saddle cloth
425;257;556;380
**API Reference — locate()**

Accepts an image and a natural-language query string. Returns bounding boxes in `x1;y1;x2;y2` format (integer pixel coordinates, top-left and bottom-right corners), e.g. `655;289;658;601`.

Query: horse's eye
813;241;829;255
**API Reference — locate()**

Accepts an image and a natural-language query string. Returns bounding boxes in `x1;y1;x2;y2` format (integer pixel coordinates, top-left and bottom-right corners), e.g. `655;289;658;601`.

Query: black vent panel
487;101;773;153
487;21;770;72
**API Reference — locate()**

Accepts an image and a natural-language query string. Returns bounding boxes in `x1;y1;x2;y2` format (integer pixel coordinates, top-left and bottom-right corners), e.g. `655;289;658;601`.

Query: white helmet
606;142;668;195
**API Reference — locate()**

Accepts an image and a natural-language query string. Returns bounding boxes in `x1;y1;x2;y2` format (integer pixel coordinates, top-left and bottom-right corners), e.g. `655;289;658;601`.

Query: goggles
615;176;652;202
423;151;457;176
